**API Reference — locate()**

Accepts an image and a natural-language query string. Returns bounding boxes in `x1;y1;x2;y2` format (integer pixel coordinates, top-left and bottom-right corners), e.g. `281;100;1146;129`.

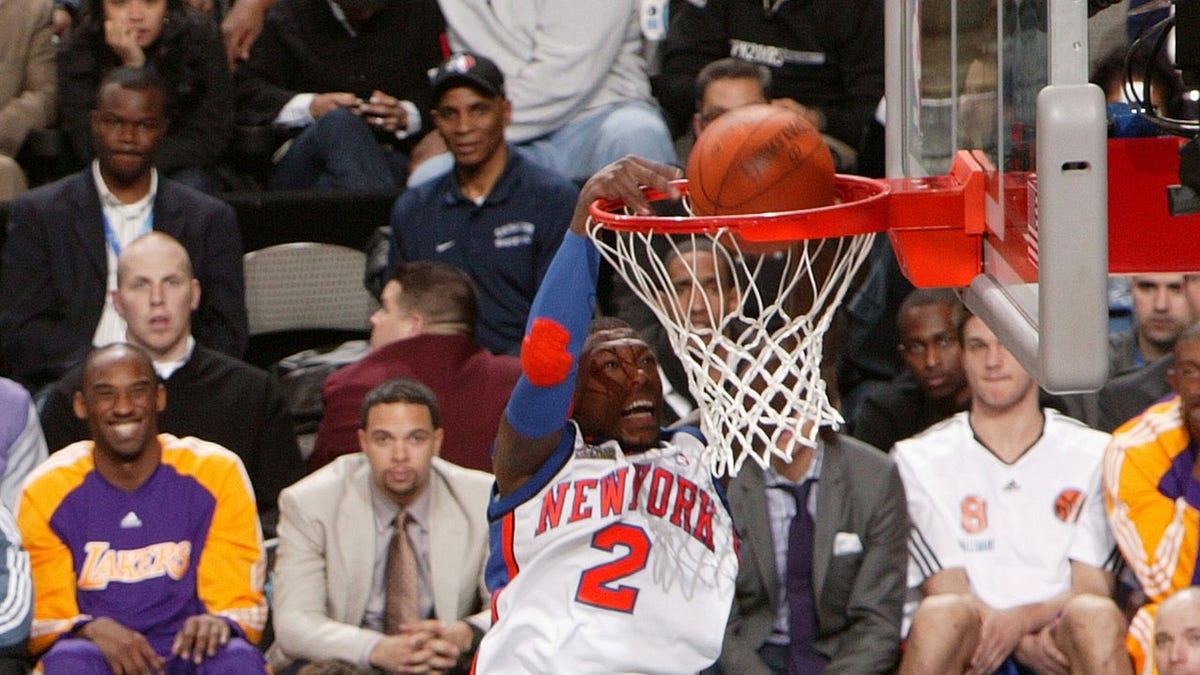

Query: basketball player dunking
474;157;739;673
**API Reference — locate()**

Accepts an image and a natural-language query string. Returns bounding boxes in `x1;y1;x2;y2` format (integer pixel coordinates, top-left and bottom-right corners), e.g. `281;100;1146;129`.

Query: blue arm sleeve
504;231;600;439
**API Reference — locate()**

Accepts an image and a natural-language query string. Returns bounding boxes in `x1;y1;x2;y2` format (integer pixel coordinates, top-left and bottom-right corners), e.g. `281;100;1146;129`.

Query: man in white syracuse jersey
475;157;738;674
895;311;1132;675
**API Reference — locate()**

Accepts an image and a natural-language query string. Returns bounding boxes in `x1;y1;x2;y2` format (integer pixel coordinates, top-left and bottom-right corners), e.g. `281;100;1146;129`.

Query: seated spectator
233;0;443;190
0;378;49;513
1154;587;1200;675
1113;275;1198;374
389;53;576;355
1095;274;1200;431
407;1;677;186
0;0;57;200
1093;47;1189;131
849;288;969;451
720;355;908;672
17;343;268;673
0;505;32;675
269;378;491;673
58;0;231;192
643;239;740;425
1106;323;1200;673
605;59;765;338
691;57;769;139
39;232;302;537
310;261;520;473
0;66;247;392
657;0;883;170
895;312;1130;675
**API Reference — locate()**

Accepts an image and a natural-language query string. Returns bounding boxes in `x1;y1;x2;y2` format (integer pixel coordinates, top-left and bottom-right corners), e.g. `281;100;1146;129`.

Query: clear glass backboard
886;0;1110;393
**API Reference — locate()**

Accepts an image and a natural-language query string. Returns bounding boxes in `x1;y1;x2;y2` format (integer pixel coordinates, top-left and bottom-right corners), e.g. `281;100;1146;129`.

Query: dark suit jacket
0;171;247;389
721;434;908;674
1097;354;1174;432
38;345;301;537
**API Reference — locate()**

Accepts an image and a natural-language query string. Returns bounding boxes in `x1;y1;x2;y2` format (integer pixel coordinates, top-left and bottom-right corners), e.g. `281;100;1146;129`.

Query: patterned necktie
384;511;419;634
782;480;826;674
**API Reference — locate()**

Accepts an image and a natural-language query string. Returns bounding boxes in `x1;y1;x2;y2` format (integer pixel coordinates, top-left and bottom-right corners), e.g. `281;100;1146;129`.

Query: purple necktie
782;480;826;674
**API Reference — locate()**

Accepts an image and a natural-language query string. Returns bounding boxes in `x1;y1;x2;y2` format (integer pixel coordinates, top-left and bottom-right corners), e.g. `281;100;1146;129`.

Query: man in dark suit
719;399;908;673
0;66;246;392
38;233;301;537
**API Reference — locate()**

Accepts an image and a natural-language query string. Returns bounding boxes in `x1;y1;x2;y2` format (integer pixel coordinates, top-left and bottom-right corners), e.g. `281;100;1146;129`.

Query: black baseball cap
430;52;506;101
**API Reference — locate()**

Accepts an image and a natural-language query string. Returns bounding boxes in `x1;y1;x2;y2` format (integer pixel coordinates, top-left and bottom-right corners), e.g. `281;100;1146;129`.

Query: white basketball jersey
894;410;1117;612
476;423;738;674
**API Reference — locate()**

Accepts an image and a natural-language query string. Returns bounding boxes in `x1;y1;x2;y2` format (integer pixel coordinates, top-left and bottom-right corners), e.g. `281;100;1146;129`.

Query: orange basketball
687;104;836;218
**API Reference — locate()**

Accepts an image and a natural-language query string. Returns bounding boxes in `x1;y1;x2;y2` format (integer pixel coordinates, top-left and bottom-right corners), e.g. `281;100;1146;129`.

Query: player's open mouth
621;400;656;419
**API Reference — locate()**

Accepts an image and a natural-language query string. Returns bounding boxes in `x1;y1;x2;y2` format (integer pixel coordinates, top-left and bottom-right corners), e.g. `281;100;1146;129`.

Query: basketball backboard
886;0;1112;393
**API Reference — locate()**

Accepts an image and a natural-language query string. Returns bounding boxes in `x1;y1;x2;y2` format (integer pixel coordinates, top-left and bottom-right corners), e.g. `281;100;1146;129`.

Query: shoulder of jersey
23;441;92;486
891;412;966;462
160;433;244;467
1042;409;1112;454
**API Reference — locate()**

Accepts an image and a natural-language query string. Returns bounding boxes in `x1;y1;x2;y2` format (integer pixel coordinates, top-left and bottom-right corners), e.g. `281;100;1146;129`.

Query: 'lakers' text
79;541;192;590
533;464;718;550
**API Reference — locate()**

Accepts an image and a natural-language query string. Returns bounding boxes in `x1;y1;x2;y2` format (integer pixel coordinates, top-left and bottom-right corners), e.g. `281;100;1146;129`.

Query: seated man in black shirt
848;288;969;450
39;233;303;537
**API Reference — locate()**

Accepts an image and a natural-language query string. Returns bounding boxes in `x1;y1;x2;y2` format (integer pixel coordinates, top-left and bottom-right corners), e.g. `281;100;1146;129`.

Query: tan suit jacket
269;454;492;668
0;0;56;157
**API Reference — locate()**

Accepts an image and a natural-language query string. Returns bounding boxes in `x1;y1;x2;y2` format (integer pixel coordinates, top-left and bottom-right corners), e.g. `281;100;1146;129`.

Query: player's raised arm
492;158;682;496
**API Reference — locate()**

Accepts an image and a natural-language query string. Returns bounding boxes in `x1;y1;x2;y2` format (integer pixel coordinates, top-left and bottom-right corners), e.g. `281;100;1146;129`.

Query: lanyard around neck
102;209;154;258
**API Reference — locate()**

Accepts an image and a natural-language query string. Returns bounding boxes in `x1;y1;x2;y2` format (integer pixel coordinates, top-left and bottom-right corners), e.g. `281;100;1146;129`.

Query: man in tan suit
0;0;57;199
269;378;491;673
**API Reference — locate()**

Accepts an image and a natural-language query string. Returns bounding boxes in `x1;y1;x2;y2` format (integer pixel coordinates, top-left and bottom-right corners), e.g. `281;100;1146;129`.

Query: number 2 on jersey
575;523;651;613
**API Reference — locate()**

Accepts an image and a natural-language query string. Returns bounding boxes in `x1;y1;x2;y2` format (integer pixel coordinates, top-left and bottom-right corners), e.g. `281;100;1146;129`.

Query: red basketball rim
589;175;892;242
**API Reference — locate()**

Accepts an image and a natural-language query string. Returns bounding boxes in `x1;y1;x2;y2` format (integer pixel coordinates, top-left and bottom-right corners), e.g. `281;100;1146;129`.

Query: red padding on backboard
1108;136;1200;274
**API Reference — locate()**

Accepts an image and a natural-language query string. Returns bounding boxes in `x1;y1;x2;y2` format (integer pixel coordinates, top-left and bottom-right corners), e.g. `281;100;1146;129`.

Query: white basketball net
587;210;875;477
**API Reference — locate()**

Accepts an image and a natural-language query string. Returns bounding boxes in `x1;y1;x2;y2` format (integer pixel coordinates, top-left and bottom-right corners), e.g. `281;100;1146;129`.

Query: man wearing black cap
387;53;579;356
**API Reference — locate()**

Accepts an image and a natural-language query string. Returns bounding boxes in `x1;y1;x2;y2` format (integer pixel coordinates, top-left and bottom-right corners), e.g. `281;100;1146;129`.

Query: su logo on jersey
960;495;988;534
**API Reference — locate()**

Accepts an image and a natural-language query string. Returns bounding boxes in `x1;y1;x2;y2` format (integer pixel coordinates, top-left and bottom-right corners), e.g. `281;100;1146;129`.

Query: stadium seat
242;242;378;369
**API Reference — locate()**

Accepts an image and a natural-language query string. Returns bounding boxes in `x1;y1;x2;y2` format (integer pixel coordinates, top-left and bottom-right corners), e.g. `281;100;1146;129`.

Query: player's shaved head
581;317;643;355
81;342;157;390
